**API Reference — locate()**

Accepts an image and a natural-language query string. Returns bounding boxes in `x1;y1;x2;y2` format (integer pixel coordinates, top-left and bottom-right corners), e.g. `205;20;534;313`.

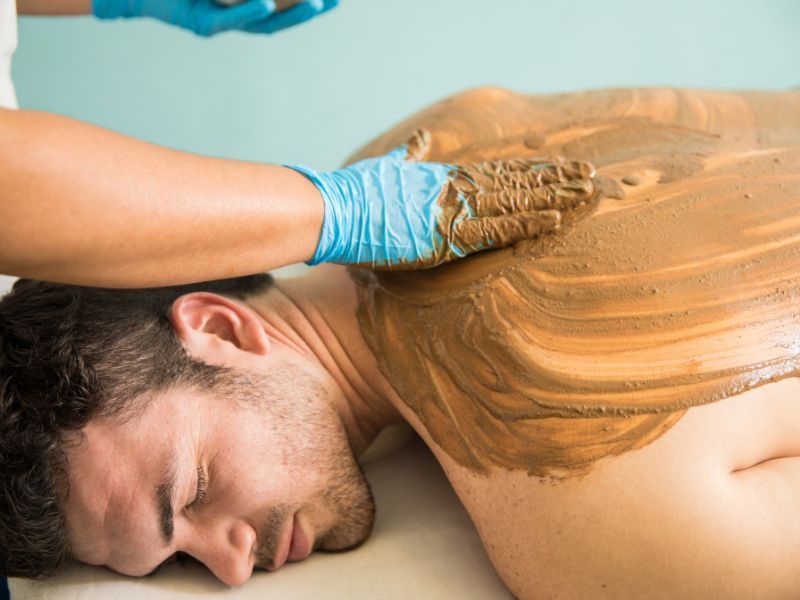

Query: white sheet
10;429;512;599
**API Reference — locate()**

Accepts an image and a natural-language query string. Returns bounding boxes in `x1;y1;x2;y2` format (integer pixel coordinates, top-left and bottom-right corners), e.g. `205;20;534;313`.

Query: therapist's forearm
0;108;324;287
17;0;92;15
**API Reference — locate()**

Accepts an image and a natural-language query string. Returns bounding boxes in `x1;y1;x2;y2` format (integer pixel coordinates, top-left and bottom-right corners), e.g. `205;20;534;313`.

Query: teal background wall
12;0;800;171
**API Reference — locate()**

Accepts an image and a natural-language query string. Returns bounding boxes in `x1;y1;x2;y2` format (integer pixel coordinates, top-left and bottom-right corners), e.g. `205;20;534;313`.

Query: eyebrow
156;452;179;545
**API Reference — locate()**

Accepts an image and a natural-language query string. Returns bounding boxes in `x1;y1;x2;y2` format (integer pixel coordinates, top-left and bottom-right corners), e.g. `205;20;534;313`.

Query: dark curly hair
0;273;274;579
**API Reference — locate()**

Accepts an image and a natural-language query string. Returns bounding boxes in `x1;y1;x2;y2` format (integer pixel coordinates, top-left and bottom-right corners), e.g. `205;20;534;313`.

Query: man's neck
246;265;404;456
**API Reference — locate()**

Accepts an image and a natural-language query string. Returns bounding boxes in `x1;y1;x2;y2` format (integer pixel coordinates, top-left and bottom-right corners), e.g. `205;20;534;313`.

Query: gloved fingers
384;128;433;163
460;158;556;176
243;0;325;34
472;189;556;215
468;178;596;217
403;129;433;162
449;158;595;217
452;159;595;194
450;210;562;255
460;158;595;179
203;0;276;35
319;0;339;14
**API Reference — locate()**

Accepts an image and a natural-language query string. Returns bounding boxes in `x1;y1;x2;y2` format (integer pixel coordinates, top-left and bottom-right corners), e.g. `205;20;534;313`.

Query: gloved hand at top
92;0;338;37
292;129;598;270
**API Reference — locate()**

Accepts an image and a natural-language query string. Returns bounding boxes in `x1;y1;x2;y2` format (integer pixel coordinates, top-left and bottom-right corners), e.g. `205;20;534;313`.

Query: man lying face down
0;270;390;585
3;86;800;599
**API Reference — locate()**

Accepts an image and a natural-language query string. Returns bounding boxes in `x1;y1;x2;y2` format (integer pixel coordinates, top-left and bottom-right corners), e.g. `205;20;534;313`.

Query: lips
267;513;312;571
287;513;312;562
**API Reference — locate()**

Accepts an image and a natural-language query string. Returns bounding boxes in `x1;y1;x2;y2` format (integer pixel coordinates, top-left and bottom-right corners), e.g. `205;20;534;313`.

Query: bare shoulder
420;378;800;600
345;86;799;165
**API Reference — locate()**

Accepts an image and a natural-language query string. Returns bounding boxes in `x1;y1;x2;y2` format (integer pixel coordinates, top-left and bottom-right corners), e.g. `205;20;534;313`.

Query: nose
190;519;256;586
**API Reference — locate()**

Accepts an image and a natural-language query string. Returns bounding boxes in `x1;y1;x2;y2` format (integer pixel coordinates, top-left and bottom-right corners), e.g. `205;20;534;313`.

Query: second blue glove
92;0;337;37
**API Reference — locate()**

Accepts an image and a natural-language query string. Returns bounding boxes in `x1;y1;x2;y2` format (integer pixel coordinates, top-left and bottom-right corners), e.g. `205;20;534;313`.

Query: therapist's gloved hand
293;129;597;270
92;0;337;37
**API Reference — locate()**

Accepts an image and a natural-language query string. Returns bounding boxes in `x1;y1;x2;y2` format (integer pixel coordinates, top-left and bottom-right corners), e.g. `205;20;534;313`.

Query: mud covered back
351;87;800;478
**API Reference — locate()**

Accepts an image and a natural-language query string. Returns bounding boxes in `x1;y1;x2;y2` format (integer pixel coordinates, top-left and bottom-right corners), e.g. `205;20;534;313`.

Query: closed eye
189;465;208;510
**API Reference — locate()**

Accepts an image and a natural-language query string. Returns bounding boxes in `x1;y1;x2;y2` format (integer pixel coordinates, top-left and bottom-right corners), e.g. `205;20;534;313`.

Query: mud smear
348;87;800;478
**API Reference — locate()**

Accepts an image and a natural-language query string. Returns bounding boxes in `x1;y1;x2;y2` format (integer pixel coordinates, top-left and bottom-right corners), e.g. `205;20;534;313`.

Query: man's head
0;275;375;585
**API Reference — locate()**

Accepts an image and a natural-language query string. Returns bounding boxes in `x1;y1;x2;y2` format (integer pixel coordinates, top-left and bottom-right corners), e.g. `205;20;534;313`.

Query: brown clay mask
350;87;800;478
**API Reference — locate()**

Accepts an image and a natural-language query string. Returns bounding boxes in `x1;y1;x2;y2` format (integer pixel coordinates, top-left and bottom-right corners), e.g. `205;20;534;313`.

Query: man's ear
170;292;271;364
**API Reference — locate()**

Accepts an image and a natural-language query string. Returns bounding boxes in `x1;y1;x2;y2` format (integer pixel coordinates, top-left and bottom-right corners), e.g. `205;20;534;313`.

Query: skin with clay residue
348;87;800;478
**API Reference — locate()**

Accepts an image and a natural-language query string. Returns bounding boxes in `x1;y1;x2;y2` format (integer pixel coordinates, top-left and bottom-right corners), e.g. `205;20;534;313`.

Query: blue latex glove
243;0;338;34
292;129;597;269
92;0;337;37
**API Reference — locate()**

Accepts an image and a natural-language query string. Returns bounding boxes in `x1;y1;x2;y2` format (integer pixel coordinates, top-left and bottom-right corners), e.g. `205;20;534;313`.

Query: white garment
0;0;18;109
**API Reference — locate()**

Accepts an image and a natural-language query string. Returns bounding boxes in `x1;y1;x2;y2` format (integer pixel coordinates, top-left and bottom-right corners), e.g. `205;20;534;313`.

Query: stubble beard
222;361;376;569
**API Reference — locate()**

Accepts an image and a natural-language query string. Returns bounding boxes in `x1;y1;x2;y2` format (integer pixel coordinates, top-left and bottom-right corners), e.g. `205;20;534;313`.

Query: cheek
212;411;328;505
